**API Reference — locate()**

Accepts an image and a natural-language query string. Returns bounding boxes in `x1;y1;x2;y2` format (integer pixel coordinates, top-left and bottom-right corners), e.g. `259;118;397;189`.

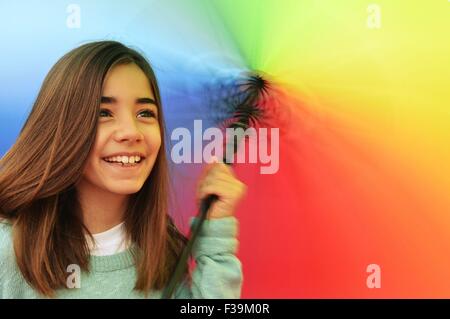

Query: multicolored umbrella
1;0;450;297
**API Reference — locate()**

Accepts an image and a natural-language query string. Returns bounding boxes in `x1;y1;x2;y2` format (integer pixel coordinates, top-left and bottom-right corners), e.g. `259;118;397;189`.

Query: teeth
104;155;142;164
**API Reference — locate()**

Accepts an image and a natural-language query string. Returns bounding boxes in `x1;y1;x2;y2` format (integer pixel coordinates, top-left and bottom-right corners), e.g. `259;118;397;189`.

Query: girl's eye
99;109;111;117
138;110;156;118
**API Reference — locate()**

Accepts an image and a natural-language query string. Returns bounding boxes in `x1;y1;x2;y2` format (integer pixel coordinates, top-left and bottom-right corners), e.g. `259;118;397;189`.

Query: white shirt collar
86;222;130;256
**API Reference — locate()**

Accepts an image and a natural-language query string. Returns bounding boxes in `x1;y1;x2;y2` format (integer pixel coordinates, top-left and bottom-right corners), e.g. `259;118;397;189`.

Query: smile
101;157;145;170
103;154;144;164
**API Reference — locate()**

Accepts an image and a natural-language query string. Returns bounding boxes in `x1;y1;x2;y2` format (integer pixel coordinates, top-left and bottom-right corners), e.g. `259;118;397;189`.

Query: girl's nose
113;116;144;143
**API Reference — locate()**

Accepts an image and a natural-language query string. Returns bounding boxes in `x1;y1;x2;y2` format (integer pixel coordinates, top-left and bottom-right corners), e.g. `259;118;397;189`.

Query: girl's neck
75;179;129;234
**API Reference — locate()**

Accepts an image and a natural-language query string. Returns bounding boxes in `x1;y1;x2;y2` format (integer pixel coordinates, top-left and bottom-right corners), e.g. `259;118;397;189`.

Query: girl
0;41;245;298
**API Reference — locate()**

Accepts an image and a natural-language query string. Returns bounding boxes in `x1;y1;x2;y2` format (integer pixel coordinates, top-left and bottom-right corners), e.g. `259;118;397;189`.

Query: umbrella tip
244;71;270;96
250;74;267;88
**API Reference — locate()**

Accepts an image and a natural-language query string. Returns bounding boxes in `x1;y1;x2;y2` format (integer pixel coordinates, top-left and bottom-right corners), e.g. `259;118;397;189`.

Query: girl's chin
103;182;145;195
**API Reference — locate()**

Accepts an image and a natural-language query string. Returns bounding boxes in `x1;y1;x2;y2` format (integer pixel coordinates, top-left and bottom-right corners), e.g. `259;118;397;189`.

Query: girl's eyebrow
101;96;157;105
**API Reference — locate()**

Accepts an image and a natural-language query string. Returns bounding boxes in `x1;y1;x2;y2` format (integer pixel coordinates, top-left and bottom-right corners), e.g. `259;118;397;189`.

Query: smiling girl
0;41;245;298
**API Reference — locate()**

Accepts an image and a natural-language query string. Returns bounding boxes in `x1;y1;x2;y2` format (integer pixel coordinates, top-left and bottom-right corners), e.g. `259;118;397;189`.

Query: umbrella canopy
1;0;450;297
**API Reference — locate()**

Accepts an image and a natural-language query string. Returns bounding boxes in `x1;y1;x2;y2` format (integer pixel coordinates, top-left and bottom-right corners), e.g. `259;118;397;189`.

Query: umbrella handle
161;193;219;298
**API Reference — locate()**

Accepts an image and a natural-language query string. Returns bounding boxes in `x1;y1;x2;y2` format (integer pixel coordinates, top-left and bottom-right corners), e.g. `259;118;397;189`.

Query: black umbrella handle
162;156;234;298
161;193;219;298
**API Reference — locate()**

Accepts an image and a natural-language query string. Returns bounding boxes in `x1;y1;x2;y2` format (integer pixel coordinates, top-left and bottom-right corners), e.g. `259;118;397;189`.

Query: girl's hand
196;157;247;219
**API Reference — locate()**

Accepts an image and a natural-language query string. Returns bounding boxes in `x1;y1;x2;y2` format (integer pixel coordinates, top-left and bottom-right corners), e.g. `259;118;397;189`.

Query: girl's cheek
146;127;162;148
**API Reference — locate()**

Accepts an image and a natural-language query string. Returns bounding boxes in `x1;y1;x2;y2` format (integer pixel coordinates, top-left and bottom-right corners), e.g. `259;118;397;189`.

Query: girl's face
79;63;161;196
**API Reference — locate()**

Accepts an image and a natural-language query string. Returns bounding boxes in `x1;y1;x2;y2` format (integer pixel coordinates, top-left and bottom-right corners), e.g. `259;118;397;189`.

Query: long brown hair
0;41;187;297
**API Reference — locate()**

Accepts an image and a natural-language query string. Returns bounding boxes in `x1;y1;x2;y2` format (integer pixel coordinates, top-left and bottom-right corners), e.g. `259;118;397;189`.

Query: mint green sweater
0;217;242;299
